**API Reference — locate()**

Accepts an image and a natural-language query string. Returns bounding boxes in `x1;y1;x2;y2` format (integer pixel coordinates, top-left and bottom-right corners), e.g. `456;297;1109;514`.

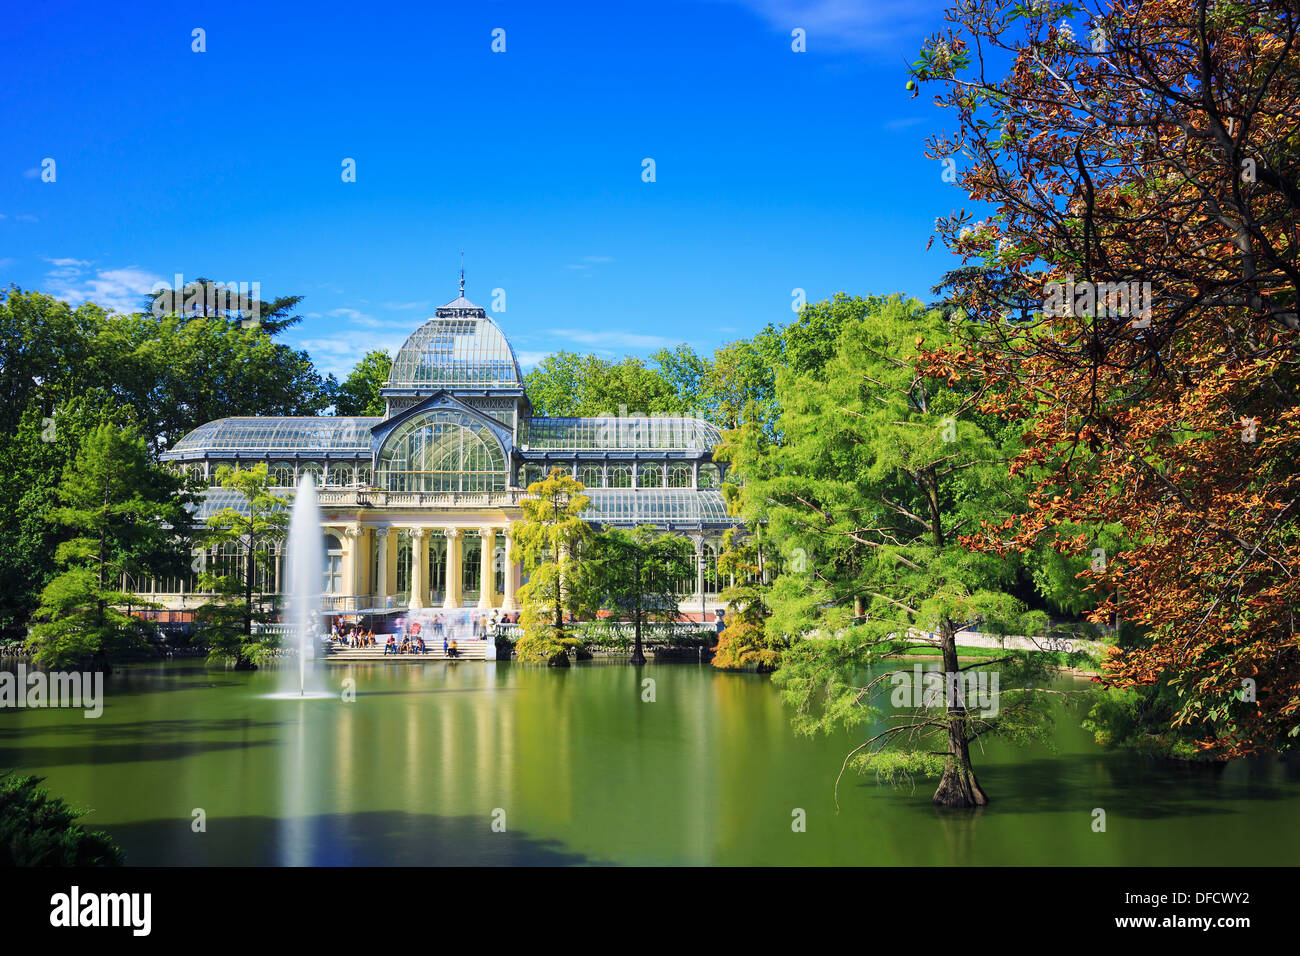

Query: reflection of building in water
149;276;743;621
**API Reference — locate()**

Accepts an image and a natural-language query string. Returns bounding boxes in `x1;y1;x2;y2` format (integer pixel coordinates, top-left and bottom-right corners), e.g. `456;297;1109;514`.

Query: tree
710;522;785;671
916;0;1300;756
195;463;289;670
524;351;686;417
590;525;694;664
335;350;392;416
27;423;192;669
0;770;122;866
510;468;596;666
728;294;1061;807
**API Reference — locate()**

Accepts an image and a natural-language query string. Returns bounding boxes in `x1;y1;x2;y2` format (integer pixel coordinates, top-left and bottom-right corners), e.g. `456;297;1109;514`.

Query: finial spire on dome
459;250;465;297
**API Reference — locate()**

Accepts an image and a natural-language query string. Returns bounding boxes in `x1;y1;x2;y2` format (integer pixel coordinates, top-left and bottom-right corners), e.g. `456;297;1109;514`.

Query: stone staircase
325;641;491;662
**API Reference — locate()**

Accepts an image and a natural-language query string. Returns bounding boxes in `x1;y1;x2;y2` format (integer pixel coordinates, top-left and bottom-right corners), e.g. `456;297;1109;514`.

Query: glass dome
386;296;523;390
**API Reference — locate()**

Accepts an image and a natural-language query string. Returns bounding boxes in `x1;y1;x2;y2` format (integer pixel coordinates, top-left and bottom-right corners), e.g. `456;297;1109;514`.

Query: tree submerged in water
727;294;1080;807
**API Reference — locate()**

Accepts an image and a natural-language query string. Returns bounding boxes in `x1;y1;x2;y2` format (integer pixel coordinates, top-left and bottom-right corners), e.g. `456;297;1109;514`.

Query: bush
0;769;123;866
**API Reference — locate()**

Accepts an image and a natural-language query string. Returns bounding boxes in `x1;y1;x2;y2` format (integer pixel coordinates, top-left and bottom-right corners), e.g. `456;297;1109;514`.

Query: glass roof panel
387;314;523;389
579;489;738;526
521;417;722;452
164;417;381;457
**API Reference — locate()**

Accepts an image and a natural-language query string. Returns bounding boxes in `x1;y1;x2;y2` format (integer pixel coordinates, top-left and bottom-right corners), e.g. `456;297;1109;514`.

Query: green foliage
335;349;392;416
524;351;686;417
0;770;123;866
511;469;597;664
27;422;193;667
195;463;289;668
589;525;694;660
0;285;334;638
712;527;786;671
727;294;1067;803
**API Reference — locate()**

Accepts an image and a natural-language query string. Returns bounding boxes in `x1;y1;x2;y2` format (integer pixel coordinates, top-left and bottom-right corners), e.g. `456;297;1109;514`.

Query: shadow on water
107;811;606;866
0;718;288;767
963;755;1297;819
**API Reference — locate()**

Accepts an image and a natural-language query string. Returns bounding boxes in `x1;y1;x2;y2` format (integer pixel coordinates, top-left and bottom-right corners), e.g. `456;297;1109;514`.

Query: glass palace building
155;283;738;619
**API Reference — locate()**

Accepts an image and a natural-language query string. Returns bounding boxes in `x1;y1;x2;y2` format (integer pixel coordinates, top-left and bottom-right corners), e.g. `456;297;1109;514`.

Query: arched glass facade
377;409;506;492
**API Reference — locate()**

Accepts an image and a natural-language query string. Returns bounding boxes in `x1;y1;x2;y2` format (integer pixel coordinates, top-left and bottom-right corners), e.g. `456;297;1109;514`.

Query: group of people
331;623;377;648
326;609;528;659
382;633;453;656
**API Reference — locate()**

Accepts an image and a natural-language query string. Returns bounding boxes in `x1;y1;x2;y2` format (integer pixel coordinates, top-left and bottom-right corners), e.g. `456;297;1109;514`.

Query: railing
315;489;527;509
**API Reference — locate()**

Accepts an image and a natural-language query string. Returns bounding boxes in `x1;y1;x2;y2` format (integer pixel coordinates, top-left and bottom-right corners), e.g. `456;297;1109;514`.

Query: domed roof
386;280;524;391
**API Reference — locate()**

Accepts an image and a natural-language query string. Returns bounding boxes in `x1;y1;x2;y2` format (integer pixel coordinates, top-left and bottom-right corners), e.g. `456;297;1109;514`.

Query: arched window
698;463;721;489
638;463;662;488
269;461;295;487
520;463;544;488
667;463;692;488
354;463;372;487
325;463;348;487
377;409;506;493
607;464;632;488
576;464;603;488
298;462;323;486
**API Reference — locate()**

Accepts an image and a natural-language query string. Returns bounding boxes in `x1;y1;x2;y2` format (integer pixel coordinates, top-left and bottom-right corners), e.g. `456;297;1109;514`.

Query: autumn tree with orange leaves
913;0;1300;756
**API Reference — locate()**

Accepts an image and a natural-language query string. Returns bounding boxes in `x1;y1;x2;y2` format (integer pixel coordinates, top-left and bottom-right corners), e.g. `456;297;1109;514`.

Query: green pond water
1;658;1297;866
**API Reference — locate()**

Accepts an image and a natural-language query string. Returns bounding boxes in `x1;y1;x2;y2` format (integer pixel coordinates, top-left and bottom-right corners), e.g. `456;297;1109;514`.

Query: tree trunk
931;624;988;808
630;614;646;665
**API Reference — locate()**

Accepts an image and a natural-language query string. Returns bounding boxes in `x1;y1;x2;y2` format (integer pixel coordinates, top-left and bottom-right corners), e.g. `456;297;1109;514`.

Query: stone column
374;528;390;606
443;528;463;608
409;528;426;610
346;526;365;605
478;526;496;609
502;529;519;611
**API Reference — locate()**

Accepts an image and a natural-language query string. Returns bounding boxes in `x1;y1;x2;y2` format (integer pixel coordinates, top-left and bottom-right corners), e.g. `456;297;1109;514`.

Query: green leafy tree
335;349;392;416
195;464;289;670
27;423;192;669
511;468;596;666
0;770;122;866
590;525;694;664
711;521;785;672
729;294;1063;807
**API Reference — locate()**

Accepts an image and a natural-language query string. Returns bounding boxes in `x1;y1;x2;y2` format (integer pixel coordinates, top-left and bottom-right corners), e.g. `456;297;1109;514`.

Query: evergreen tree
27;423;192;669
510;468;596;666
728;294;1065;807
194;464;289;670
590;525;693;665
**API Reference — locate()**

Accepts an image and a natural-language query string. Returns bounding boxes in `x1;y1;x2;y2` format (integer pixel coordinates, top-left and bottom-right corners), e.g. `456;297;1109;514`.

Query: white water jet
281;473;328;697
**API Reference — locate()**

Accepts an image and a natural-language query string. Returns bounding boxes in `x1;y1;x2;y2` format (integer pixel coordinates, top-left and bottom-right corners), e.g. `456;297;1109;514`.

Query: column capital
444;526;461;539
344;525;362;538
374;527;391;538
411;527;427;541
478;525;497;539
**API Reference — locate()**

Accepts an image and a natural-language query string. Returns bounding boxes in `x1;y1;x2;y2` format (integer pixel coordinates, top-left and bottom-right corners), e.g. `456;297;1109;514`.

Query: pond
2;659;1297;865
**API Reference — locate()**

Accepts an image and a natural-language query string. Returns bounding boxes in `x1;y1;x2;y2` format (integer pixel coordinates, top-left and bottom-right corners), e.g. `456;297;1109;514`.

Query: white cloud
300;334;407;379
718;0;943;51
380;300;431;311
43;259;164;313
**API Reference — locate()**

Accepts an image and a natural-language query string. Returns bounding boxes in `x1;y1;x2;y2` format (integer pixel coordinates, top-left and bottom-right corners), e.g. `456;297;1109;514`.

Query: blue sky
2;0;964;379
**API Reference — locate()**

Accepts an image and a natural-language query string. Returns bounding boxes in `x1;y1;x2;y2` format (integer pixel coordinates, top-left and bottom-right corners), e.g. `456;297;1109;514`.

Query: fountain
275;473;331;698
